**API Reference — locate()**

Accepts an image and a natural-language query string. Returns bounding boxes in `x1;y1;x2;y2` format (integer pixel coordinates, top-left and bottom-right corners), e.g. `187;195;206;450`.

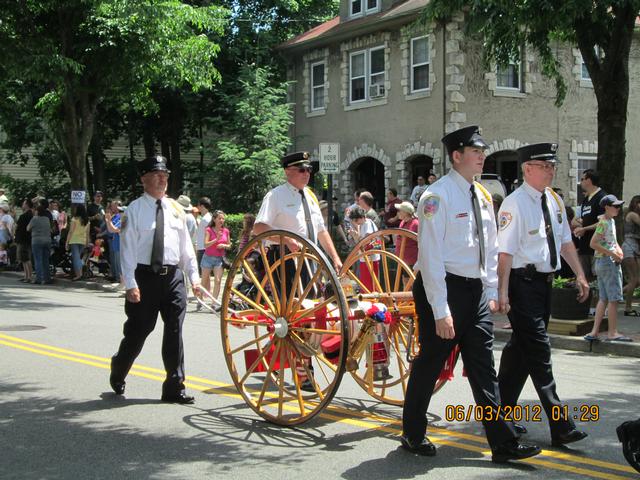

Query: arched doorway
352;156;386;209
485;149;520;193
407;154;434;189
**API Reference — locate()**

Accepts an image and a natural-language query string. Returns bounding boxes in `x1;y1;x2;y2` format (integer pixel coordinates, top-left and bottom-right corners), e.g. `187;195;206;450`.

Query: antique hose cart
198;228;459;426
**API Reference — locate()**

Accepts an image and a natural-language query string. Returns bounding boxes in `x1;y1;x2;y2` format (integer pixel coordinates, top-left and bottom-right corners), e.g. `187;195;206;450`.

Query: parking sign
319;143;340;174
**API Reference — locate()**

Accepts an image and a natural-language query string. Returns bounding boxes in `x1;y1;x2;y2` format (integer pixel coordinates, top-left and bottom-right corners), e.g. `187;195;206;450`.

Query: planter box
551;287;592;320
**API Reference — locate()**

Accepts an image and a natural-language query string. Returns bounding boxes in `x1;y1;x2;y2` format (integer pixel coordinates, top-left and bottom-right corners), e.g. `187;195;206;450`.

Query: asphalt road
1;274;639;479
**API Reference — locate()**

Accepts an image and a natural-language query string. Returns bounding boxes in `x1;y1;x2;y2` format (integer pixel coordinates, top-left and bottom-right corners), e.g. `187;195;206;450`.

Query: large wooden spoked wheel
339;228;417;405
220;230;349;426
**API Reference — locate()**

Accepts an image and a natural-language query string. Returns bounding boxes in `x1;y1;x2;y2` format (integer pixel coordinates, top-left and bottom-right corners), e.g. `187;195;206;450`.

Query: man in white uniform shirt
110;155;200;404
496;143;589;446
401;126;540;463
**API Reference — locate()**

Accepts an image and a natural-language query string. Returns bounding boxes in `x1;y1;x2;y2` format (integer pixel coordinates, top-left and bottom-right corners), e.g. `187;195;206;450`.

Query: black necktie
541;193;558;270
470;184;485;269
151;199;164;272
299;189;315;242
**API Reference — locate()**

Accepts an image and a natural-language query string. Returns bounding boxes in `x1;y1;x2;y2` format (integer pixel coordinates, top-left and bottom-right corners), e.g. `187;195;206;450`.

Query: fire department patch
498;212;512;230
422;196;440;220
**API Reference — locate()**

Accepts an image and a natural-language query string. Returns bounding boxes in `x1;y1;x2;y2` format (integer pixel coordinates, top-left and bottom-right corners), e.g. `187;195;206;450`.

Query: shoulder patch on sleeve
498;211;512;230
422;195;440;220
120;213;128;231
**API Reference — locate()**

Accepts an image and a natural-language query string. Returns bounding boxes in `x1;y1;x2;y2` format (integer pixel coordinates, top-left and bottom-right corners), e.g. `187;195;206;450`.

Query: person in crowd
383;188;402;229
15;198;34;282
427;173;437;185
584;195;632;342
319;200;348;246
177;195;197;249
105;200;124;285
87;191;105;243
357;191;381;228
237;213;256;253
573;169;607;280
201;210;231;301
402;125;540;462
66;204;90;281
348;207;379;292
110;155;200;404
195;197;212;271
0;187;8;204
395;201;419;267
0;242;8;268
622;195;640;316
497;143;589;447
410;175;428;206
48;199;61;244
0;203;15;245
344;188;366;243
27;201;53;284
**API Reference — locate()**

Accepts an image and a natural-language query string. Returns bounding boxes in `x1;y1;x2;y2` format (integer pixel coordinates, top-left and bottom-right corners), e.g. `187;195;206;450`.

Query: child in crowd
584;194;633;342
0;243;8;267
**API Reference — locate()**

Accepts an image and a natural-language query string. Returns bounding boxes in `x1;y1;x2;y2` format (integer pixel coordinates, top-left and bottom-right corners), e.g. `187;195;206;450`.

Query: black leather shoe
400;435;437;456
513;423;528;436
300;379;316;393
110;378;125;395
161;393;195;404
492;440;541;463
551;429;588;447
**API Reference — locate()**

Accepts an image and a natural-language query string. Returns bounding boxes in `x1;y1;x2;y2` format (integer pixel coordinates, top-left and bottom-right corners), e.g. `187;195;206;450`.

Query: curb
4;271;640;358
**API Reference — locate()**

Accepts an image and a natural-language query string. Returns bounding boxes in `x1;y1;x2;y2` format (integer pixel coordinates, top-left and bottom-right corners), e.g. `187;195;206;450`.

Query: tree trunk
595;98;627;198
90;128;106;194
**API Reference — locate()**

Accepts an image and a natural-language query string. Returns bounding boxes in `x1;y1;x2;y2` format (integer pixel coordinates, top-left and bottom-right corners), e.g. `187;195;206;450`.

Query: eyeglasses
289;166;312;173
528;162;556;171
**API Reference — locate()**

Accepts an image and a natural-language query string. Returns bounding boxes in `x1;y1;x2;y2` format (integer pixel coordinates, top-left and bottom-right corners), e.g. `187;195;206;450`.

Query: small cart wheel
220;230;349;426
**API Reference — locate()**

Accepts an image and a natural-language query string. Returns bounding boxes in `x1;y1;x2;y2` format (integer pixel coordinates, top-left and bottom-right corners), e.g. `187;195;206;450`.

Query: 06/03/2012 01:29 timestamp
444;404;600;422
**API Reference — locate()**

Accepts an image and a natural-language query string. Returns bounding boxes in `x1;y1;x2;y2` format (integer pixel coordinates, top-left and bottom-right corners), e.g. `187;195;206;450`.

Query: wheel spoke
289;264;325;316
222;315;269;328
362;252;383;292
277;342;286;418
285;245;307;317
241;258;277;314
286;345;307;415
239;338;274;385
345;269;369;294
278;237;287;314
229;331;273;355
256;341;282;409
290;327;342;335
258;242;281;313
291;295;337;324
228;288;274;321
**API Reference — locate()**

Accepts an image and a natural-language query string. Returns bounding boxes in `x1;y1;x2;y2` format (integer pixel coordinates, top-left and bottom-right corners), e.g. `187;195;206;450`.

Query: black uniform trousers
402;273;516;448
498;271;575;436
111;265;188;396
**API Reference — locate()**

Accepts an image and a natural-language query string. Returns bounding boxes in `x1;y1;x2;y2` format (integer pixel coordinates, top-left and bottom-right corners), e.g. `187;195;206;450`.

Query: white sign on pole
319;143;340;174
71;190;86;204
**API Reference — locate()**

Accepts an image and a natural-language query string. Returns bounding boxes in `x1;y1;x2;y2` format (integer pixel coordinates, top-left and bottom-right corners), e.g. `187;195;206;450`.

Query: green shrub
224;213;247;259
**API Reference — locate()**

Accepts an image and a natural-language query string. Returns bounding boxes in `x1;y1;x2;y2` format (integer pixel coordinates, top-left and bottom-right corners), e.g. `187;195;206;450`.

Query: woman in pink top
201;210;231;300
395;201;419;288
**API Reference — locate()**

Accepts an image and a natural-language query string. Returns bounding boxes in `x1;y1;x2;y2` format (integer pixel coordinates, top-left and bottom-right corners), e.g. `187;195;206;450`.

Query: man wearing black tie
402;126;540;463
110;155;200;404
497;143;590;446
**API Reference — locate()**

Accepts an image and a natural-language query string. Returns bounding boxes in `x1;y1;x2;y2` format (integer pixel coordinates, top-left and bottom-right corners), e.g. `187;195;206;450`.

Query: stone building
279;0;640;210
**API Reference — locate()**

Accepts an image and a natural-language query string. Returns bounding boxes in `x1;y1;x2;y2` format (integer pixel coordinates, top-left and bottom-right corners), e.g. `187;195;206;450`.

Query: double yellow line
0;332;636;479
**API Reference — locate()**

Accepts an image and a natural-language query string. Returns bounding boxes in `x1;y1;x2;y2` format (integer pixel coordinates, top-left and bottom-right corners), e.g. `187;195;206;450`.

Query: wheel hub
274;317;289;338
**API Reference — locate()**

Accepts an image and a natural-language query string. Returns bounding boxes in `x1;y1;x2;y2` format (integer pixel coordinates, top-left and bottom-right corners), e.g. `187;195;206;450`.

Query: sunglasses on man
289;166;313;173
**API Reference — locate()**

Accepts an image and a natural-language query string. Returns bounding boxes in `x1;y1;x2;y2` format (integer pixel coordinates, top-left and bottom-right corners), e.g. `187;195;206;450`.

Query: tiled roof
279;0;428;50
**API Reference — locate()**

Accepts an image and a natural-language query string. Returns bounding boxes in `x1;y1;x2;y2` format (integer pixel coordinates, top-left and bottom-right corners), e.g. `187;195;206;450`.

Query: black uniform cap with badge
441;125;489;157
138;155;171;176
516;143;558;164
282;151;317;172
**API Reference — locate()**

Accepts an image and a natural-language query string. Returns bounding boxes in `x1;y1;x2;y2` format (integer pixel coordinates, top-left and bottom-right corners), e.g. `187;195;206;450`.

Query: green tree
424;0;639;197
0;0;227;191
212;65;292;213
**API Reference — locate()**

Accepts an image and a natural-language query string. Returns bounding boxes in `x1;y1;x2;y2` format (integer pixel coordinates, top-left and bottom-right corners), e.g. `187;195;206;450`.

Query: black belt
511;265;554;283
136;264;178;276
445;272;481;283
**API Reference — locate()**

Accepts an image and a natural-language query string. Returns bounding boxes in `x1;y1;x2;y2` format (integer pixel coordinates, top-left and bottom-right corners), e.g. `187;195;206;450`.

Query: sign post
319;143;340;242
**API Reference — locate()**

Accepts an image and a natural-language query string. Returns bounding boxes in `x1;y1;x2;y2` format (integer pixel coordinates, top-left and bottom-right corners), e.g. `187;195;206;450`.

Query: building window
311;61;325;110
411;36;430;92
581;46;601;82
349;47;386;103
350;0;379;17
497;56;522;90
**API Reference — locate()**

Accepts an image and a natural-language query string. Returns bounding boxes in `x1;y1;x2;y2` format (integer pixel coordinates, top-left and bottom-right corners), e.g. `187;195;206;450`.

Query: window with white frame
496;55;522;90
411;36;430;92
349;47;386;103
350;0;379;18
310;61;325;110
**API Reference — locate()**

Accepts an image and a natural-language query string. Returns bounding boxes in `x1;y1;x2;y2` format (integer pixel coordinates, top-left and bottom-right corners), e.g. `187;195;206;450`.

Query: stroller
86;238;110;278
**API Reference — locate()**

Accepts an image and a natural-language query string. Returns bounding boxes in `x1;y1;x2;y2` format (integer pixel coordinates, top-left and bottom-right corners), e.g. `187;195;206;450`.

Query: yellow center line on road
0;333;636;478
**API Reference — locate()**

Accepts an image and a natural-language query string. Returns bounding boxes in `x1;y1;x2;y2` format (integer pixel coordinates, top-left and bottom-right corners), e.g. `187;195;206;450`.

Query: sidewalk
3;270;640;358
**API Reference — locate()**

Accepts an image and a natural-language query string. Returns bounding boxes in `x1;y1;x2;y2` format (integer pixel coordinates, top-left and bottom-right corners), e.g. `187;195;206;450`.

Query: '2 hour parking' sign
319;143;340;174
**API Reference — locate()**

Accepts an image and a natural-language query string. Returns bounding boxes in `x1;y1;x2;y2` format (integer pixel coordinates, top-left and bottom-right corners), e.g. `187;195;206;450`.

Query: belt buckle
158;266;168;276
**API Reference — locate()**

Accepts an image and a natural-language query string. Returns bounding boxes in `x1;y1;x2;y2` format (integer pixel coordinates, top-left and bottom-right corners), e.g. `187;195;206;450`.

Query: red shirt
396;218;419;266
